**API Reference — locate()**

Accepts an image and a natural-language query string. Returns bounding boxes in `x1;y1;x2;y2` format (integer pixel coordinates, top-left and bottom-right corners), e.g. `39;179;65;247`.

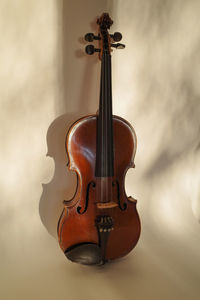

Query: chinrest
65;243;102;265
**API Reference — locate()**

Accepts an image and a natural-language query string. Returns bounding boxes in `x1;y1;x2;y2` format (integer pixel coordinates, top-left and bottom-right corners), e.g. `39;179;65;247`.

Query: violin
57;13;141;265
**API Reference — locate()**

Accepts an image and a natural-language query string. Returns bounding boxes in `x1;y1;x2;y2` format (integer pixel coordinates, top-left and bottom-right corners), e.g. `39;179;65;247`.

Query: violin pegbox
84;12;125;58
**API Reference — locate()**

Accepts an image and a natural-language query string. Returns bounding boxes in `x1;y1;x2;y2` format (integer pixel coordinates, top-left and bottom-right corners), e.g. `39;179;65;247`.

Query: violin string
105;51;107;204
108;53;111;206
102;51;106;203
108;52;113;209
105;52;108;204
100;51;104;204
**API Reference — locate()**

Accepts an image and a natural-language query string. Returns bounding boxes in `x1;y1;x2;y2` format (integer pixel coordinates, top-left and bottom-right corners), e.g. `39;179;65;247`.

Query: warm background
0;1;200;299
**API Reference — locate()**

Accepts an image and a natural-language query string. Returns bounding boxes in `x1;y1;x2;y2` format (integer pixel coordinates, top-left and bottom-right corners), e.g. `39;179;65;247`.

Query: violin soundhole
77;181;96;214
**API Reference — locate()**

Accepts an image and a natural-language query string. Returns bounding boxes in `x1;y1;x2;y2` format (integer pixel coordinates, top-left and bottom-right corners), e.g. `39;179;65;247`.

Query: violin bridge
96;201;118;209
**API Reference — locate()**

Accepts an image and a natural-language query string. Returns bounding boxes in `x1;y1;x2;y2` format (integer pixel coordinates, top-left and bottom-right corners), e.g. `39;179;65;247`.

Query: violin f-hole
77;181;96;214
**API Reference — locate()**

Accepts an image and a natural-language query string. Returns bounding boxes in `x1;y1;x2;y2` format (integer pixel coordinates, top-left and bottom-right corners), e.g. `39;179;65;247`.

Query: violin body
58;115;140;262
57;13;141;265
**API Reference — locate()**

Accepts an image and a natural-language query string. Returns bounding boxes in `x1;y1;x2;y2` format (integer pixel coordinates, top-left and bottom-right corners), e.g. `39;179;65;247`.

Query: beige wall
1;1;200;299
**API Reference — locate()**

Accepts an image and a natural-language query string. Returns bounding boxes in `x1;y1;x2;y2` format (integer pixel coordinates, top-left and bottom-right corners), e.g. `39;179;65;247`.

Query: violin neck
95;51;114;177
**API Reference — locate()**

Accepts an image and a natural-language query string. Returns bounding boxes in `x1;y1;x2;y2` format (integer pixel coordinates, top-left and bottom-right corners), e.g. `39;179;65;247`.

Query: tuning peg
111;43;125;49
85;45;101;55
110;32;122;42
84;33;100;42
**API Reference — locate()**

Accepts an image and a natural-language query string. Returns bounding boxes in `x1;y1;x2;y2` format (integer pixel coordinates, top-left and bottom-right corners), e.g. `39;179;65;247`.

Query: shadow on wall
39;0;111;238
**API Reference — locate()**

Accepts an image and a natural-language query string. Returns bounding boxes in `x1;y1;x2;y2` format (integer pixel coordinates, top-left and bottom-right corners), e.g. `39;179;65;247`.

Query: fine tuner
85;31;125;55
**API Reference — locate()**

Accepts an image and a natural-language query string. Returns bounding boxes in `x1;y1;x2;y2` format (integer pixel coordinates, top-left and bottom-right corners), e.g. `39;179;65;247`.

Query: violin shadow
39;1;104;238
39;113;83;238
39;50;99;238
